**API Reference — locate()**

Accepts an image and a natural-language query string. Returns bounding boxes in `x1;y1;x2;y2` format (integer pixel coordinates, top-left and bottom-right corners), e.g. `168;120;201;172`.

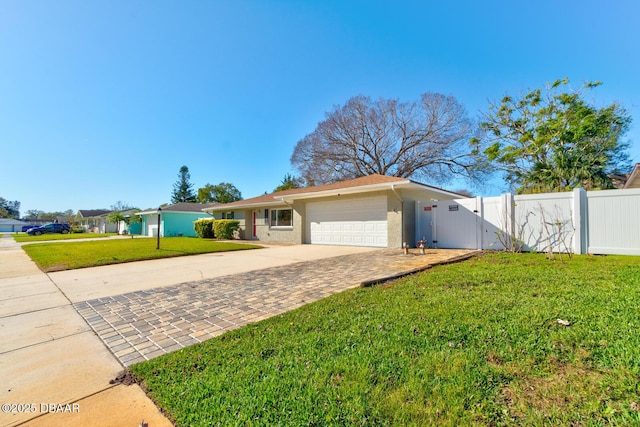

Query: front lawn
130;253;640;426
13;232;117;242
22;237;261;271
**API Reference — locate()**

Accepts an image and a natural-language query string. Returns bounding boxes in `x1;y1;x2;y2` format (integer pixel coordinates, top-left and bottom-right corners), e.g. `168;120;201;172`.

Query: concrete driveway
47;244;377;302
1;235;476;426
54;244;476;367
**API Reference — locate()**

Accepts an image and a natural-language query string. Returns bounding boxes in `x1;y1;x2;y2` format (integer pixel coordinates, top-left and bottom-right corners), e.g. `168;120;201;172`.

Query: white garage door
306;196;388;247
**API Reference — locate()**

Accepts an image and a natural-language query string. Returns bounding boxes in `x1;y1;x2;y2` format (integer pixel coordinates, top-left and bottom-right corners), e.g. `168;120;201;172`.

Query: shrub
194;218;215;238
213;220;240;240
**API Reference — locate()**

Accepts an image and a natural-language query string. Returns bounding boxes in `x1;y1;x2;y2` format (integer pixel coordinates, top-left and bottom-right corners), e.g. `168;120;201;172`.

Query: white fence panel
586;189;640;255
513;192;575;254
480;195;508;250
427;188;639;255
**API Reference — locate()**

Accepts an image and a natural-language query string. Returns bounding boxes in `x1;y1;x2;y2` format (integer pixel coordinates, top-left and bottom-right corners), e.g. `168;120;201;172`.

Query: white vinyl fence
427;188;640;255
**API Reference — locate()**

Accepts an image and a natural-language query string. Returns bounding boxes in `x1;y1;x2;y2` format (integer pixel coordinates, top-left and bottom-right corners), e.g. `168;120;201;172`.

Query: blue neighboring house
137;202;215;237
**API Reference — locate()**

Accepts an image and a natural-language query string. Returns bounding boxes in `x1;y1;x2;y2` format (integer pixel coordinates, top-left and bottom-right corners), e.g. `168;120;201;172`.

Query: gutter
203;200;287;212
279;181;412;201
390;184;403;202
276;197;294;206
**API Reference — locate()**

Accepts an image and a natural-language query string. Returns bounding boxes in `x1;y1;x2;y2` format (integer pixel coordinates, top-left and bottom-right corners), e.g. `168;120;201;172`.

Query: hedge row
193;218;214;238
193;218;240;239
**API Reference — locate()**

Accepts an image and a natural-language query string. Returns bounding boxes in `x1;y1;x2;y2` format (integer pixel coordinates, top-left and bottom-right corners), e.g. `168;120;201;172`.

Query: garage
306;195;388;247
0;219;28;233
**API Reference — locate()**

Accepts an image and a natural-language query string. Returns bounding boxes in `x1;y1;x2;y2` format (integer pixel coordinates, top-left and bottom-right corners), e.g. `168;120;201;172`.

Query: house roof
0;218;28;225
137;202;216;215
624;163;640;189
204;174;465;211
77;209;112;218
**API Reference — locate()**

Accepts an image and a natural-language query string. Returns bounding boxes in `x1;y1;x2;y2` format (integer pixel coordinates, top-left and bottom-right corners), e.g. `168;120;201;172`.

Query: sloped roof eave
624;163;640;189
204;199;288;212
277;180;412;201
137;210;213;216
205;179;465;212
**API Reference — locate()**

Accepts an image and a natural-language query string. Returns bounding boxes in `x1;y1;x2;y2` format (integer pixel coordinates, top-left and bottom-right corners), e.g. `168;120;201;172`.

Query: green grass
12;232;117;242
22;237;261;271
130;253;640;426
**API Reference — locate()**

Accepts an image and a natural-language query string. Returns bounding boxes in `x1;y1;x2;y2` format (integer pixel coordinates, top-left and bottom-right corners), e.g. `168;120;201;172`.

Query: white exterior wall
145;214;162;237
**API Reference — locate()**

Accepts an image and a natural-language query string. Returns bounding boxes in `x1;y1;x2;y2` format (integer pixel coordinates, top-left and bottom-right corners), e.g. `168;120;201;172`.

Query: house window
270;208;292;227
221;212;235;220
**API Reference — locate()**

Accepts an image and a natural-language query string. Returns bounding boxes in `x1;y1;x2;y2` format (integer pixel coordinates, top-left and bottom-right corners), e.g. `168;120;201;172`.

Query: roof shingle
77;209;112;218
206;174;411;210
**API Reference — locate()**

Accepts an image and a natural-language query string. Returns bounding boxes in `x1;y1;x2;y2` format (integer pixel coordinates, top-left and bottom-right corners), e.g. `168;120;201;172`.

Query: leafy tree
291;93;480;185
23;210;73;222
107;211;126;234
171;166;197;203
126;209;143;235
24;209;44;220
39;212;59;221
60;209;75;225
273;173;303;192
477;79;631;193
197;182;242;204
0;197;20;218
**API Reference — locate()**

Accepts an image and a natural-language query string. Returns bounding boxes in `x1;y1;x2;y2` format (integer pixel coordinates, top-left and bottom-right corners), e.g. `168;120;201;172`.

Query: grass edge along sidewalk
22;237;261;271
13;232;117;242
130;252;640;426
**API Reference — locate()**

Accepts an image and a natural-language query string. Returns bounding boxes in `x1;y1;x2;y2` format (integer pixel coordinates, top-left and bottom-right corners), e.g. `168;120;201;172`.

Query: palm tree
107;211;126;234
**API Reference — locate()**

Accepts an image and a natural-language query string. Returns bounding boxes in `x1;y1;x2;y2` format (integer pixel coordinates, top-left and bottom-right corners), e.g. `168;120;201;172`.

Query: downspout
390;185;403;203
391;185;405;248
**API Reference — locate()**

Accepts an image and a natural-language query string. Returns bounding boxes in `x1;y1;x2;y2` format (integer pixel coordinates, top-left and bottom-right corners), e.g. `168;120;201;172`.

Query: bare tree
111;201;135;211
291;93;484;185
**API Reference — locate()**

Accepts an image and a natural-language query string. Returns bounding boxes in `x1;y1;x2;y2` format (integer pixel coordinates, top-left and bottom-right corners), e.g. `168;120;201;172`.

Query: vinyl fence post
476;196;483;250
573;188;586;254
501;193;515;251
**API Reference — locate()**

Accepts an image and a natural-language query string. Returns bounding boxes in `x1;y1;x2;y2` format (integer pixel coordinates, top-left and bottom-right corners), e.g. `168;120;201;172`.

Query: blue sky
2;1;639;215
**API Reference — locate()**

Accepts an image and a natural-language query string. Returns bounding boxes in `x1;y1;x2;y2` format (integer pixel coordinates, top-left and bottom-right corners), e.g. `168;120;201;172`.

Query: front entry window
270;208;292;227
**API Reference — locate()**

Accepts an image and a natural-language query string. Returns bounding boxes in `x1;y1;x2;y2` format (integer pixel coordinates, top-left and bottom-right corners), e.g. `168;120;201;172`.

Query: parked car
27;223;71;235
21;225;38;232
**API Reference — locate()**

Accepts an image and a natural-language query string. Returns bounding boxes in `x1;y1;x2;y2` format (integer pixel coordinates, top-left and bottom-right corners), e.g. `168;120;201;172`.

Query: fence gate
431;198;480;249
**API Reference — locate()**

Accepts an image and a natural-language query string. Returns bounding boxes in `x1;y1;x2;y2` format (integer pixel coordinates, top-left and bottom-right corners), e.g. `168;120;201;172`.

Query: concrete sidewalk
0;234;172;427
